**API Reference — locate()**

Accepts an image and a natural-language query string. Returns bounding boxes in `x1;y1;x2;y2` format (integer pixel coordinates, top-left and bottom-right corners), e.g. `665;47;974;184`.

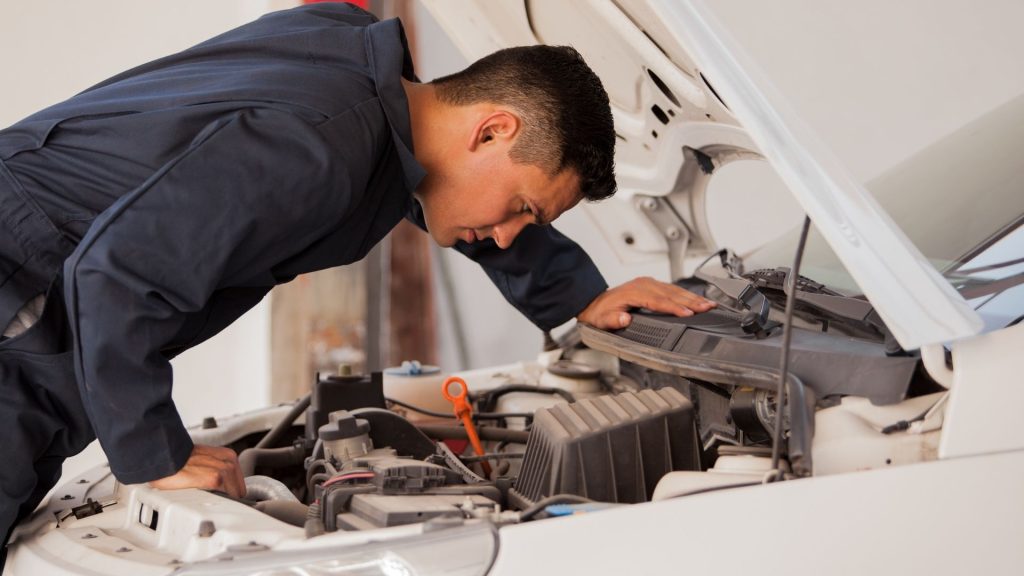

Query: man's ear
467;110;519;152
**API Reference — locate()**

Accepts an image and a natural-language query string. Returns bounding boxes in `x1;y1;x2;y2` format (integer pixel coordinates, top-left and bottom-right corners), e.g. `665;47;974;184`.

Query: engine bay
228;370;702;534
16;271;951;572
180;271;945;536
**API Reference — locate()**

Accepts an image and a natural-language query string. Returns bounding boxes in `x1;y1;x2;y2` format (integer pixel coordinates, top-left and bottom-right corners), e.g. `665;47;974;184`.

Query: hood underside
419;0;983;349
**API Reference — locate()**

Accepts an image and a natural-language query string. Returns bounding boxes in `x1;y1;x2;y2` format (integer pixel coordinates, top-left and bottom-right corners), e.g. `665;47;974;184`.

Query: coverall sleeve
64;108;352;484
406;203;608;331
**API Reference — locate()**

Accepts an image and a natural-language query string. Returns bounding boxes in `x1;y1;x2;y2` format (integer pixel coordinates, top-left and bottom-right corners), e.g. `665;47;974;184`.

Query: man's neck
402;79;446;171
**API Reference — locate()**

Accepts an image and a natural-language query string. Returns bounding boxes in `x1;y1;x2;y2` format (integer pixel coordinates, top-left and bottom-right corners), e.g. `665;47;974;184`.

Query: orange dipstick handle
442;376;491;476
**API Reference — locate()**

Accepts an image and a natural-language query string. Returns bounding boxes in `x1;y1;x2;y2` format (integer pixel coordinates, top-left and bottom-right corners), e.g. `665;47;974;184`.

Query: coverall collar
366;18;426;194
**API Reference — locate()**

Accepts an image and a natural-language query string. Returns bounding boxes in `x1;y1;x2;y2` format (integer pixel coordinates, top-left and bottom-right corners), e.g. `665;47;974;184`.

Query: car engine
231;365;703;533
205;272;941;535
13;273;952;575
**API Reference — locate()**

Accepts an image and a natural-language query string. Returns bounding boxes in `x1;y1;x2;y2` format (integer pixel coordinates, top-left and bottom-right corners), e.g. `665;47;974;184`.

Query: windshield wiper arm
956;270;1024;300
693;250;773;336
955;255;1024;276
744;267;899;348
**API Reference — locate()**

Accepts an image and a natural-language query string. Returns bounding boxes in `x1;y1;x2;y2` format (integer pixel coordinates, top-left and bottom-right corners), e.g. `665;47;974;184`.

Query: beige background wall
0;0;297;490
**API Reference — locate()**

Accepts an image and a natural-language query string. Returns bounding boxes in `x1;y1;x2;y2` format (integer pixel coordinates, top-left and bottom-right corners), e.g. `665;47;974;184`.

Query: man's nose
491;217;531;249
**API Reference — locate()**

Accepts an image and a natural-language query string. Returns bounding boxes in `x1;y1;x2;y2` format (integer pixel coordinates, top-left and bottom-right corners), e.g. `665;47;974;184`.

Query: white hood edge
655;0;982;349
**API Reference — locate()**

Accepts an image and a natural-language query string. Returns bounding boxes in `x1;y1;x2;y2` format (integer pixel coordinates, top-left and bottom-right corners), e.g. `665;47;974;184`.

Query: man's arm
406;200;606;331
453;223;608;331
407;204;713;331
64;108;352;490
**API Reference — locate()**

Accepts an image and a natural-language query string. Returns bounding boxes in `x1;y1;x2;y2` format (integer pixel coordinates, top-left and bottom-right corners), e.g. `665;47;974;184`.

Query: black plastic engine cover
305;372;386;440
600;311;920;405
510;388;700;507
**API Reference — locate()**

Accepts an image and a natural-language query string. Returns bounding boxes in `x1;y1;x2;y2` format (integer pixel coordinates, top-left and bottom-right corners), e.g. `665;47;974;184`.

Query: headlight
172;522;498;576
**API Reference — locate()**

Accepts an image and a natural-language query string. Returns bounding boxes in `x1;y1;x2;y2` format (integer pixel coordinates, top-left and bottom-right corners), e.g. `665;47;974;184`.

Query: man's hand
577;276;716;330
149;444;246;498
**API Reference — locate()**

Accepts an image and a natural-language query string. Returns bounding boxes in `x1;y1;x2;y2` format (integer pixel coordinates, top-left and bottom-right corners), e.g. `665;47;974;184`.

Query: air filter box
511;388;700;508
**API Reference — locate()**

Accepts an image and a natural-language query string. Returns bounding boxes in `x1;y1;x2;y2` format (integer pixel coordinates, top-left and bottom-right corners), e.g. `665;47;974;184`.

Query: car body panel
488;450;1024;575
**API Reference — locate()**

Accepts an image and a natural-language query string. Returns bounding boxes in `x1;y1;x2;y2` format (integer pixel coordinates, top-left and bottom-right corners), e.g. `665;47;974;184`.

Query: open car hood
419;0;983;350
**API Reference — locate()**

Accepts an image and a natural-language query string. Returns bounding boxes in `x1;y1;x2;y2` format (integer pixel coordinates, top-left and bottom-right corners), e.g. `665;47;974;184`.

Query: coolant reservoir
539;360;604;396
494;360;606;430
383;361;448;421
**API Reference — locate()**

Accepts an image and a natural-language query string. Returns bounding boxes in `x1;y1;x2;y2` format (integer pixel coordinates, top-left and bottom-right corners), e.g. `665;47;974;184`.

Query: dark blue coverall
0;3;606;561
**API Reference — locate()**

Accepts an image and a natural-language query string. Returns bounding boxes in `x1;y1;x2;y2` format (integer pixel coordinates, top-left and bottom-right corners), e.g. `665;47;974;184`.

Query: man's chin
430;231;457;248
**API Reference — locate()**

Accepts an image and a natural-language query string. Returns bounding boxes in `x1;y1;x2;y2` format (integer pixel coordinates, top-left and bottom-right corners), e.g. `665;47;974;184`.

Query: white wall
0;0;292;488
412;0;1024;370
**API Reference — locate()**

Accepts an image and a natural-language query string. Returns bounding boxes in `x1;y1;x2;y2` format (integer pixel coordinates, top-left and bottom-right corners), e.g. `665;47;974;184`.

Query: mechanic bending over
0;3;714;564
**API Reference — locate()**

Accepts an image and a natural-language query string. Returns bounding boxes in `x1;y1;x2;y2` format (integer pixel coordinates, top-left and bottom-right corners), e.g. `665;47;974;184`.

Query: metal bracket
634;195;693;280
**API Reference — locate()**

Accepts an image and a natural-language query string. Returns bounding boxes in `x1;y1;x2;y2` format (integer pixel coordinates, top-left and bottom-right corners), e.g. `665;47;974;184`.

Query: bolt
640;198;658;211
666;227;681;240
227;541;270;553
60;494;74;501
337;363;353;377
81;533;97;540
77;479;90;484
201;417;218;429
198;520;216;538
116;547;132;553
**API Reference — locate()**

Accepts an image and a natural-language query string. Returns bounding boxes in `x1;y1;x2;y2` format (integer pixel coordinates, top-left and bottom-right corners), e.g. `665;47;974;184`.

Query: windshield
744;92;1024;333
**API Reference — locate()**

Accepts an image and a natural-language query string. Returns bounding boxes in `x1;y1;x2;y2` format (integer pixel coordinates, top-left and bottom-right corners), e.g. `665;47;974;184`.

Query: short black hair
432;45;616;201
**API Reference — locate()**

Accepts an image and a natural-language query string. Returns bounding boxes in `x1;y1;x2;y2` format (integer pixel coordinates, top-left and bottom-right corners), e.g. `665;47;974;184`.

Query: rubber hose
254;501;309;528
239;445;307;477
519;494;594;521
245;475;300;503
256;394;312;449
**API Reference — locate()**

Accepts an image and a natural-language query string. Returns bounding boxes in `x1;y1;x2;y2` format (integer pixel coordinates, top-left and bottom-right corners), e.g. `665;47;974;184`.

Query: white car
6;1;1023;575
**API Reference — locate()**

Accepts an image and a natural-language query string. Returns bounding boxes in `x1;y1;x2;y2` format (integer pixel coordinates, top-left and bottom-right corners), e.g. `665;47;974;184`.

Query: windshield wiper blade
746;267;874;322
955;256;1024;276
956;270;1024;300
744;267;901;348
695;263;904;352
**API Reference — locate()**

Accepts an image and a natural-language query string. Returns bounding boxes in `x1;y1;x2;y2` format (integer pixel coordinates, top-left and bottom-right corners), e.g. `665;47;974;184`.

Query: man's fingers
608;311;631;329
232;460;247;498
193;444;246;497
198;445;247;497
638;280;715;315
584;310;631;330
148;444;246;498
218;465;243;499
578;277;718;329
208;447;246;498
230;457;246;498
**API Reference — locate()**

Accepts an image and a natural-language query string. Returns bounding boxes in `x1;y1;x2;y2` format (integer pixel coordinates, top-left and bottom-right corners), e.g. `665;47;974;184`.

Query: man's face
415;151;582;249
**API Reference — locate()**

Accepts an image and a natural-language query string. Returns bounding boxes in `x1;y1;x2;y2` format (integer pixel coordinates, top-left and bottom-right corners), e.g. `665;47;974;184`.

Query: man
0;2;712;561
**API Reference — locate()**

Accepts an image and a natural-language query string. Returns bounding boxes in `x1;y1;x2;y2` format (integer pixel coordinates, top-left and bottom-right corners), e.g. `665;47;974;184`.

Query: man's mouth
462;229;476;243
